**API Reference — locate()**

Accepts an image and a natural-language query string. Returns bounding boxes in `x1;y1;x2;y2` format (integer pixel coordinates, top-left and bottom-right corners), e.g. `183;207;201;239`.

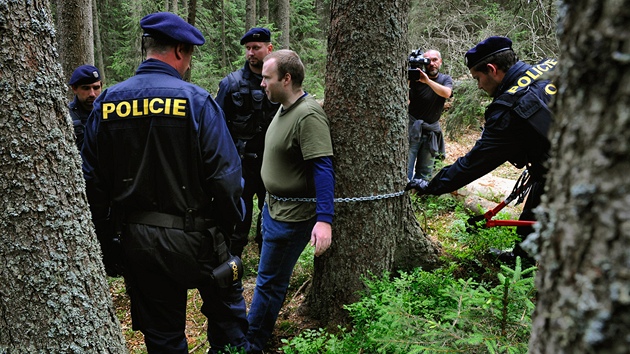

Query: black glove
405;178;429;194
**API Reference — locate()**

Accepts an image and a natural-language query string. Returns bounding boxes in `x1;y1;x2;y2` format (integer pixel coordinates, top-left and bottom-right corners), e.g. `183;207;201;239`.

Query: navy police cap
69;65;101;86
465;36;513;69
140;12;205;46
240;27;271;45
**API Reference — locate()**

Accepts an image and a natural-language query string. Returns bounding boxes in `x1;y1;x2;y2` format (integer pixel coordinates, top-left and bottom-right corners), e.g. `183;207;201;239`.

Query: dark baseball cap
140;12;205;46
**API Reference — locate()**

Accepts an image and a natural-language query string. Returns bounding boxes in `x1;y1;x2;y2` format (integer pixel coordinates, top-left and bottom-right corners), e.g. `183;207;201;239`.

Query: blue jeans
407;135;434;180
247;204;315;351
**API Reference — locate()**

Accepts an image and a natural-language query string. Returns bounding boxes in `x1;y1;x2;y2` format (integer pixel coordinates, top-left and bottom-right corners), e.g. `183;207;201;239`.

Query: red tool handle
486;220;536;227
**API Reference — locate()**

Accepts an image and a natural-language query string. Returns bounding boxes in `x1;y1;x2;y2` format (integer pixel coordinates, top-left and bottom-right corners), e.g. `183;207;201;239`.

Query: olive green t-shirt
261;94;333;222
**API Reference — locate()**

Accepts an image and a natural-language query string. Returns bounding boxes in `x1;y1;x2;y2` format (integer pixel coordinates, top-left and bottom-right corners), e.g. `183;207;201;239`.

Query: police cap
69;65;101;86
240;27;271;45
140;12;205;46
465;36;513;69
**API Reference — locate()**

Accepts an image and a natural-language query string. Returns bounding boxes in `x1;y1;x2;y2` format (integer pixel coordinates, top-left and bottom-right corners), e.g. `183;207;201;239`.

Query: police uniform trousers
231;155;266;257
122;223;250;353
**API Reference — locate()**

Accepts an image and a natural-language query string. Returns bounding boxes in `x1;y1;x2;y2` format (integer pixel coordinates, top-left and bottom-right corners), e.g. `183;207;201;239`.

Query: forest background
55;0;558;105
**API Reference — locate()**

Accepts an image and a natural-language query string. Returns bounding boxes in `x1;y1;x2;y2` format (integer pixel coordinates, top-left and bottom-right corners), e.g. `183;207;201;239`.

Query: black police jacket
68;97;91;151
82;59;244;231
215;62;279;155
426;60;555;195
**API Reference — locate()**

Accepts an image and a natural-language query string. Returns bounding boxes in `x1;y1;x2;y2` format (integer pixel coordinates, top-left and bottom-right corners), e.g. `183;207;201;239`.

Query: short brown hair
264;49;305;88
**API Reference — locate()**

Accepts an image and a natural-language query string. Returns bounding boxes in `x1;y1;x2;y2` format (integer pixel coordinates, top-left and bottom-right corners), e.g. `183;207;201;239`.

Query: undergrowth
281;193;536;353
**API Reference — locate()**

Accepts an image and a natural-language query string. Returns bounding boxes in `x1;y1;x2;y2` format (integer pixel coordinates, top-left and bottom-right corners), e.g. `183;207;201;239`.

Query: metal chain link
270;190;406;203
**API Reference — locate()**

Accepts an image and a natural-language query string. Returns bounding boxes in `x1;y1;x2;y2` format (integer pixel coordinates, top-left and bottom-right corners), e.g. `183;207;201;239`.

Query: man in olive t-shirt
247;49;334;353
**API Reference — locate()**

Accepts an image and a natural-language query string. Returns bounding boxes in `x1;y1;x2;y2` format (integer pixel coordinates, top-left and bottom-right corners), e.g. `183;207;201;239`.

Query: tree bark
0;1;125;352
55;0;94;91
259;0;269;22
306;0;439;324
530;0;630;352
246;0;256;31
93;0;105;83
276;0;290;48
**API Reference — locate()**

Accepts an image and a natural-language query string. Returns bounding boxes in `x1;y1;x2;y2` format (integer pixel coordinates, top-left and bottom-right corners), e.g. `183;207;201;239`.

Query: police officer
406;37;556;266
68;65;102;150
82;12;250;353
215;27;280;258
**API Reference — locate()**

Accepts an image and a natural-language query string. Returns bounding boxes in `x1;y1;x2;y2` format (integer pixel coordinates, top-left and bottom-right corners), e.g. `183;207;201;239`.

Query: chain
269;190;406;203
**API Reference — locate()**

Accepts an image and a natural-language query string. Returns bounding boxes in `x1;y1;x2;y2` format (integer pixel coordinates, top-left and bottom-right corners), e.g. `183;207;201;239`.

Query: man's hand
417;68;430;84
310;221;332;256
405;178;429;194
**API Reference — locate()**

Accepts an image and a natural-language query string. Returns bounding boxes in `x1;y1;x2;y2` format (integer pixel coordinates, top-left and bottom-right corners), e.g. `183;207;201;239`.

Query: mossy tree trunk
306;0;440;324
531;0;630;352
0;1;125;352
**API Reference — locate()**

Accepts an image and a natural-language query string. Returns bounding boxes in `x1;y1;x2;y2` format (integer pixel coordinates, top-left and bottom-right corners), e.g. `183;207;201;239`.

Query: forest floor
110;127;524;353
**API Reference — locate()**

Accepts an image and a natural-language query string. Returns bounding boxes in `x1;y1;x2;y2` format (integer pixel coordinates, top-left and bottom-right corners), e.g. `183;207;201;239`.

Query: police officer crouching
81;12;250;353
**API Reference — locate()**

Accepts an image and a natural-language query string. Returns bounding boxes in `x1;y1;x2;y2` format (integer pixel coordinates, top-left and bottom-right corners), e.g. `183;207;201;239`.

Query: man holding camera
407;49;453;180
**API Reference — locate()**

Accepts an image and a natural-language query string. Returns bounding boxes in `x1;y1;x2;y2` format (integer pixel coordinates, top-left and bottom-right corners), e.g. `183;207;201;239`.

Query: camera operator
407;49;453;180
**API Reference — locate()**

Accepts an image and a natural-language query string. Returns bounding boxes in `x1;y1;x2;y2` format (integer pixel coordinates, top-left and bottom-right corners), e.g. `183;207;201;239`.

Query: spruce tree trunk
93;0;105;83
0;1;125;351
246;0;256;31
530;0;630;352
306;0;439;324
276;0;290;48
259;0;269;22
55;0;94;89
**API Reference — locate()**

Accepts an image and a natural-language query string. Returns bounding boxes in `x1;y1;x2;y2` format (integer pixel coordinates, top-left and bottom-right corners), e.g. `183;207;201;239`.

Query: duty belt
127;210;214;232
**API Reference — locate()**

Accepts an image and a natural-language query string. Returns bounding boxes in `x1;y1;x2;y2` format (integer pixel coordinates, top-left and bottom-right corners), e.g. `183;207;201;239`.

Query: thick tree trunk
0;1;125;352
55;0;94;89
530;0;630;352
306;0;439;324
276;0;290;48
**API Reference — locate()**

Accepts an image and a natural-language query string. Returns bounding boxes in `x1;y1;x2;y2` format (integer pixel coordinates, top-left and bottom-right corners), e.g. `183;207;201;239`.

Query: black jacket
426;60;555;195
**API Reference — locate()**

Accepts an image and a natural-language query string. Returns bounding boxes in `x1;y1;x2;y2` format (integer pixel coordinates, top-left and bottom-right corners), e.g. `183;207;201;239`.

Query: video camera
408;49;430;81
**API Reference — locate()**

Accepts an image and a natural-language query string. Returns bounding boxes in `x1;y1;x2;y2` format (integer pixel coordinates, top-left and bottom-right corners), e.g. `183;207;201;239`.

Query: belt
127;210;214;231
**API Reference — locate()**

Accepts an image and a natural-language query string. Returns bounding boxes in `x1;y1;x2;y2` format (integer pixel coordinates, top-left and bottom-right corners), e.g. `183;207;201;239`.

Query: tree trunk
259;0;269;22
0;1;125;352
220;0;227;68
93;0;105;83
55;0;94;91
276;0;290;48
315;0;330;34
305;0;439;324
530;0;630;352
246;0;256;31
188;0;198;25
